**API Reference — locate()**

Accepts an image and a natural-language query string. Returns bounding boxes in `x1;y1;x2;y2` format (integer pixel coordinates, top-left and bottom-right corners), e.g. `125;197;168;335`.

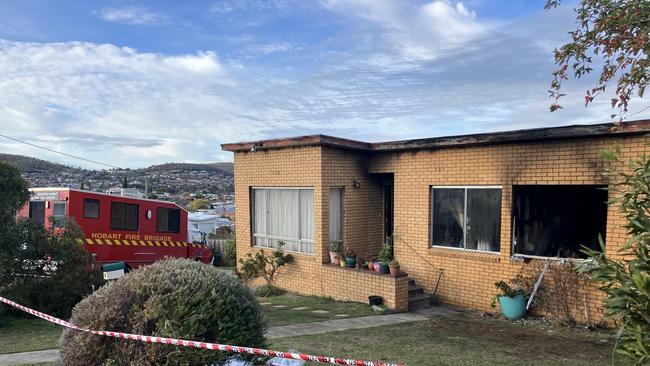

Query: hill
0;154;234;196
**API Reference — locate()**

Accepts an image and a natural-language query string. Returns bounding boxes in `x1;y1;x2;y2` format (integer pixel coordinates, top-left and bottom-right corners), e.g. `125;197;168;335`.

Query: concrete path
0;307;449;365
265;312;429;339
0;349;58;366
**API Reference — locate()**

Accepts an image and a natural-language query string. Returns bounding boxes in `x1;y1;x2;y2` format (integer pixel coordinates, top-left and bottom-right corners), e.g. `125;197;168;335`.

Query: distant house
222;120;650;317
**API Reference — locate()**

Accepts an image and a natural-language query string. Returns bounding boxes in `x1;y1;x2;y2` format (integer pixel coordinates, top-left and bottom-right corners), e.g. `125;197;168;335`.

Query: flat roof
221;119;650;152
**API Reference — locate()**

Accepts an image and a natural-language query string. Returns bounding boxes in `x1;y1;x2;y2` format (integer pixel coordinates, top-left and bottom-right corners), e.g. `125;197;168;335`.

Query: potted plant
367;255;376;270
377;240;392;274
337;255;346;267
329;242;343;264
491;280;527;320
344;245;356;268
388;260;400;276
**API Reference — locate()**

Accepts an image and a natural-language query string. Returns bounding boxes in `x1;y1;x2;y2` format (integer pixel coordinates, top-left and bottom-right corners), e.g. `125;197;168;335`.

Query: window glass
466;189;501;252
329;188;343;243
513;185;607;258
251;188;314;254
83;199;99;219
431;187;501;252
431;188;465;248
157;207;180;233
53;202;66;217
110;202;139;231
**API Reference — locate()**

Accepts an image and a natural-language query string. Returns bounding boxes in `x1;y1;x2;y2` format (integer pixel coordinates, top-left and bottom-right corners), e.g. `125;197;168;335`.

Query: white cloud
0;40;265;167
321;0;485;61
96;6;168;25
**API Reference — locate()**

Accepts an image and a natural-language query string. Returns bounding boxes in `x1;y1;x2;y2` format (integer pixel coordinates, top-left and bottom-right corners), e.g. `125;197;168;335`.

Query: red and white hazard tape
0;295;404;366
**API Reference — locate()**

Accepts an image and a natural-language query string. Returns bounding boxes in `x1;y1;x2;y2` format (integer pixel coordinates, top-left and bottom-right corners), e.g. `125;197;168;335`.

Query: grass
260;294;378;327
0;315;61;355
0;293;376;355
271;313;624;366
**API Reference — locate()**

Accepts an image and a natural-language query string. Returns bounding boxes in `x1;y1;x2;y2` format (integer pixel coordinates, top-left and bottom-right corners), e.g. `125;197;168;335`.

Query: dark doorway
29;201;45;226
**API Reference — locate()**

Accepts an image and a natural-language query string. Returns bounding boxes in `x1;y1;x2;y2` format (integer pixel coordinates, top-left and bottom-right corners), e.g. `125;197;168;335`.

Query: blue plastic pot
345;256;356;267
498;295;527;320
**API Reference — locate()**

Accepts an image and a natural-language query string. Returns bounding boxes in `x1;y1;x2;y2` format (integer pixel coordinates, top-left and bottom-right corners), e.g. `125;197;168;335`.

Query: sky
0;0;648;168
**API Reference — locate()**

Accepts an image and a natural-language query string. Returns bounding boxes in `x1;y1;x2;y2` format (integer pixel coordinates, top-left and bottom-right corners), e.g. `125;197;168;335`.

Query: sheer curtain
252;188;314;254
329;188;342;243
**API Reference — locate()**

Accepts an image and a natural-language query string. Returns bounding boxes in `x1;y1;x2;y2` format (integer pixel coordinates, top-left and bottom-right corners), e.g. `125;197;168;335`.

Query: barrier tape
0;295;404;366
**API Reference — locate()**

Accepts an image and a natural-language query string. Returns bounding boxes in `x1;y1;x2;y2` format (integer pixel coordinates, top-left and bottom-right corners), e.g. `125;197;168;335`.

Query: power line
0;134;121;169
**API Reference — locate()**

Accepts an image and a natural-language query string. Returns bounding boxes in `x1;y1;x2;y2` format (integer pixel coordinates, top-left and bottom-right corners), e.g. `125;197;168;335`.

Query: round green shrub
59;258;266;366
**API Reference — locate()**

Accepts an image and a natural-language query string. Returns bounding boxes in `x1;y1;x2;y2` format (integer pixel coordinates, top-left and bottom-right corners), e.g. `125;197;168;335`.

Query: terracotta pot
329;251;342;263
367;262;374;270
389;264;400;276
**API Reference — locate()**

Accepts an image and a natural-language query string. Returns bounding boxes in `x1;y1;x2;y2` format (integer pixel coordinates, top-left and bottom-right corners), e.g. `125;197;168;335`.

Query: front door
29;201;45;226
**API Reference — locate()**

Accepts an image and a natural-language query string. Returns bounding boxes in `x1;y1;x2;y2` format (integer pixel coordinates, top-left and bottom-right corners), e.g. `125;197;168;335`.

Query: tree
121;175;128;188
0;162;29;225
546;0;649;119
188;198;211;211
0;163;101;318
578;148;650;364
236;243;293;297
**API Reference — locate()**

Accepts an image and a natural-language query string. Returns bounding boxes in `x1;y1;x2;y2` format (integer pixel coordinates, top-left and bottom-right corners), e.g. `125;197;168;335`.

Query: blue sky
1;0;648;168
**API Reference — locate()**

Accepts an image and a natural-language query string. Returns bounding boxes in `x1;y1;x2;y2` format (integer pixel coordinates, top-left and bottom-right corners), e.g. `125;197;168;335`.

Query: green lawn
260;294;377;327
271;314;623;366
0;316;61;354
0;293;376;355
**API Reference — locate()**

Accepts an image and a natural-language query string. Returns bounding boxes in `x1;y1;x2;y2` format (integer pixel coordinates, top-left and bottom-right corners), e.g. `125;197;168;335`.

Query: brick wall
369;135;650;321
233;146;407;311
232;135;650;319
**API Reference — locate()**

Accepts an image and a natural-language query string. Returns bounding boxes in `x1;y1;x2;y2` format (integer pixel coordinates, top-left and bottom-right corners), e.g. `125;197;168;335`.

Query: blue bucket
498;295;527;320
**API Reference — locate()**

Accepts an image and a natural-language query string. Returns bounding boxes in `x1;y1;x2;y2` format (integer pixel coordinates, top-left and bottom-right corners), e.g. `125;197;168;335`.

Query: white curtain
300;189;314;241
253;189;267;236
268;189;298;239
329;188;342;242
252;188;314;253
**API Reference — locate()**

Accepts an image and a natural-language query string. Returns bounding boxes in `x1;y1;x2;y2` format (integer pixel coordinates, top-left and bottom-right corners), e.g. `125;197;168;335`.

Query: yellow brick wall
233;146;407;311
369;135;650;321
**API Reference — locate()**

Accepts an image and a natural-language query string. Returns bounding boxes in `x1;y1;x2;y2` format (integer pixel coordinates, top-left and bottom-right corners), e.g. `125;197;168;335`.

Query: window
431;187;501;252
513;185;607;258
110;202;139;231
252;188;314;254
157;207;180;233
52;202;67;227
329;188;344;244
83;199;99;219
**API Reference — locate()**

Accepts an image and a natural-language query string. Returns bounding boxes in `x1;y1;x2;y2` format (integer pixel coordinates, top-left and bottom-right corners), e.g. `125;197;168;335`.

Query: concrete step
407;278;416;286
408;285;424;297
408;293;433;311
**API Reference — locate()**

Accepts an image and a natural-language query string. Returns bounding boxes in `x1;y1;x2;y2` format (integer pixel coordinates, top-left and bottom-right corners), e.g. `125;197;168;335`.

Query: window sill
429;246;500;263
510;254;591;263
251;245;315;258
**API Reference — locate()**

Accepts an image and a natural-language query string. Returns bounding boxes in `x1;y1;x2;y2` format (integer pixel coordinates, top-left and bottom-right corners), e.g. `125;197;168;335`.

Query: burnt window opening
513;185;607;258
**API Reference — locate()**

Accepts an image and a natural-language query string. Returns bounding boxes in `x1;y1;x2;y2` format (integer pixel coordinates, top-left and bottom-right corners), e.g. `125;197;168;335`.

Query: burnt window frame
511;184;608;259
156;207;181;233
110;201;139;231
83;198;100;219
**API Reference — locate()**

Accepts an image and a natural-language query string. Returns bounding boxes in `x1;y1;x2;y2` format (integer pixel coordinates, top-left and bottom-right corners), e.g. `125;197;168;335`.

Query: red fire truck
17;188;211;269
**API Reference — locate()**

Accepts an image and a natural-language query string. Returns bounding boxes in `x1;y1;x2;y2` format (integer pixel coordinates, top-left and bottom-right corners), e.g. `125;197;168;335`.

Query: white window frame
251;187;315;255
430;185;502;254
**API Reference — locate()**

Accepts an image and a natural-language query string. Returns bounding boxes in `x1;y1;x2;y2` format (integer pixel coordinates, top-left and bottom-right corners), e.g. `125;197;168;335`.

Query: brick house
222;120;650;317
